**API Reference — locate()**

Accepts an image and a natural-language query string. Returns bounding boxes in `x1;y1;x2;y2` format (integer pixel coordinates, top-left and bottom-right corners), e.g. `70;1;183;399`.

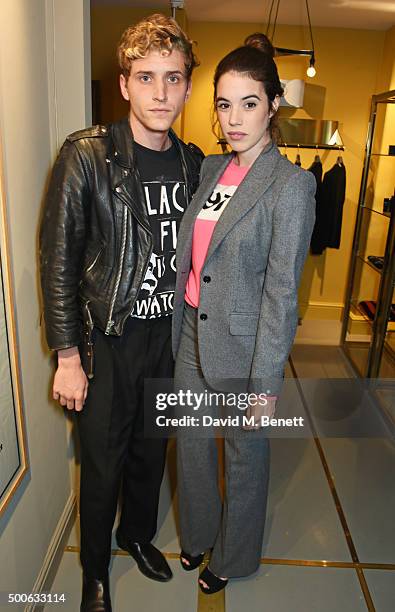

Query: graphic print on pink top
185;158;250;308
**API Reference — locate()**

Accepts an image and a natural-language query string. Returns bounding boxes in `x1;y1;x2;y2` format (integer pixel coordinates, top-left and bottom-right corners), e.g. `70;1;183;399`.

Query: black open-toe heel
198;566;228;594
180;550;205;571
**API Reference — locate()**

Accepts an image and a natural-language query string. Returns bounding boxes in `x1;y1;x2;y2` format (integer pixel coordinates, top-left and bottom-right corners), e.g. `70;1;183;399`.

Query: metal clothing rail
217;139;345;151
278;144;345;150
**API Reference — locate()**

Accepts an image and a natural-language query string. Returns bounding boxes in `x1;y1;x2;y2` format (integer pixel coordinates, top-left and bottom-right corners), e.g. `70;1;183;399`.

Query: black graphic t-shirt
131;141;187;319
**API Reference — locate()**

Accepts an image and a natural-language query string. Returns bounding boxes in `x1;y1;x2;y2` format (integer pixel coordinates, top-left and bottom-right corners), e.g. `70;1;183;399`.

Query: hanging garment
308;159;323;187
308;159;323;253
310;161;346;255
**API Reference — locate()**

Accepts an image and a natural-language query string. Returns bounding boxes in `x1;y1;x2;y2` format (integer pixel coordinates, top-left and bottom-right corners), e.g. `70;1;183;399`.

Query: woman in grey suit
172;33;316;594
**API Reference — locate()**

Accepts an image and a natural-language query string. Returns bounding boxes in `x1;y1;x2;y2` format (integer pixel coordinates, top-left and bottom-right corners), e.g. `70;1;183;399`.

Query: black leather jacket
39;117;203;356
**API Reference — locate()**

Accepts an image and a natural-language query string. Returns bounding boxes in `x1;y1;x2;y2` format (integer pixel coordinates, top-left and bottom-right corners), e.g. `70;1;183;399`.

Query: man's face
120;49;191;137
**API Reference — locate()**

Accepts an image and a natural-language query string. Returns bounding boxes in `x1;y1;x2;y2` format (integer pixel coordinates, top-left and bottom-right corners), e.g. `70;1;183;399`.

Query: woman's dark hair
213;33;283;139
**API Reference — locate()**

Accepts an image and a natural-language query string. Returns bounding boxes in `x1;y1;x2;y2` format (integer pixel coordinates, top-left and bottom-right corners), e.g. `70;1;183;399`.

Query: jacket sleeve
39;139;90;350
199;156;209;183
248;170;316;396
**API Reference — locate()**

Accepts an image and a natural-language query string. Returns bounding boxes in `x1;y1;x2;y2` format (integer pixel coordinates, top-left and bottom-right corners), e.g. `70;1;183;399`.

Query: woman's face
215;71;279;164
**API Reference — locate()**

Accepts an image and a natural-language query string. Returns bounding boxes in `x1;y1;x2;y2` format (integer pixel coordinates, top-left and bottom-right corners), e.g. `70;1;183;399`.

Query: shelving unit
341;89;395;379
217;118;345;152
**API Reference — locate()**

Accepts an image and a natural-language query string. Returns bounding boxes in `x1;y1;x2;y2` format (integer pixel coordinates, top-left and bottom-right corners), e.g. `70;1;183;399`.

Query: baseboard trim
25;492;77;612
295;319;342;345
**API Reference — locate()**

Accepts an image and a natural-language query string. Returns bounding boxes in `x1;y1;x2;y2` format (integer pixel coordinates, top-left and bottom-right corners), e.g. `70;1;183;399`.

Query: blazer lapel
177;154;231;272
205;143;281;264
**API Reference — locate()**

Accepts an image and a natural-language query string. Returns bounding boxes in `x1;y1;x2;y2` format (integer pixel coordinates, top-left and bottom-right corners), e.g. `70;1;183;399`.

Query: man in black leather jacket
39;14;203;612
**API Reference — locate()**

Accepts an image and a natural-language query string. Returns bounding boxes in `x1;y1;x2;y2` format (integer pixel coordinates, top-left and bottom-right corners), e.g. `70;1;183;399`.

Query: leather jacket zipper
110;237;153;336
105;206;128;334
84;300;95;379
85;245;104;274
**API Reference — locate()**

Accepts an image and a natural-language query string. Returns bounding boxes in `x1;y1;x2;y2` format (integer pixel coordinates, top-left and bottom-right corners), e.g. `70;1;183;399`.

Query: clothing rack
217;139;345;151
278;144;345;150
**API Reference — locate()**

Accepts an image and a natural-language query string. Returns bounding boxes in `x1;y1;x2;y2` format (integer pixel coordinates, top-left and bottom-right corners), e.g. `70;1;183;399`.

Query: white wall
46;0;92;150
0;0;90;595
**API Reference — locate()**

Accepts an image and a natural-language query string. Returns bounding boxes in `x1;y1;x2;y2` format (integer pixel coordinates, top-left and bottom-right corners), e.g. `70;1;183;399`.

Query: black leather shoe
80;574;112;611
116;529;173;582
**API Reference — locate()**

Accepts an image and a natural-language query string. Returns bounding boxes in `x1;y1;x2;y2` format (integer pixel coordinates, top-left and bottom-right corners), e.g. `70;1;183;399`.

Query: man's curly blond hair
117;14;198;79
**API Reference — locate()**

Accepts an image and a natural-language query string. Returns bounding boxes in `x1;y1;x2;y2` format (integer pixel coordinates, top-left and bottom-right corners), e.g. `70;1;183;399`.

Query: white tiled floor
262;439;351;562
364;570;395;612
49;552;197;612
226;565;367;612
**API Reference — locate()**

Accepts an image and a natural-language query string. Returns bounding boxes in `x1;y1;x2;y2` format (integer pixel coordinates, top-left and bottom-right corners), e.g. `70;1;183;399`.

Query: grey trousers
174;302;270;578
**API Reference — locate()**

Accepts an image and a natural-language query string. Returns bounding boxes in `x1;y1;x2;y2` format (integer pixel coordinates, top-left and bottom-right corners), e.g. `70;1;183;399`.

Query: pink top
185;158;249;307
184;157;278;401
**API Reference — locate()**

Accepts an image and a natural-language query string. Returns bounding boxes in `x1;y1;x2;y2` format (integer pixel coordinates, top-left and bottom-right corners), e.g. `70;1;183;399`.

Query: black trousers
76;315;173;578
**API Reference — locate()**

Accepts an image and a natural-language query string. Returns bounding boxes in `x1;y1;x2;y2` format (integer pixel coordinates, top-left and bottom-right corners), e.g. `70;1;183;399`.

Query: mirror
0;139;28;516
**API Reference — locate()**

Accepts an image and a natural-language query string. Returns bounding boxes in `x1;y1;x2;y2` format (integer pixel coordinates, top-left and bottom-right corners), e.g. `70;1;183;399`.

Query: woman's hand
242;395;277;430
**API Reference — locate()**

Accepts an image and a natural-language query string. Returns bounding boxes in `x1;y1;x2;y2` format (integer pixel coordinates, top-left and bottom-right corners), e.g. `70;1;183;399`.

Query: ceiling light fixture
266;0;317;78
307;54;316;77
170;0;184;20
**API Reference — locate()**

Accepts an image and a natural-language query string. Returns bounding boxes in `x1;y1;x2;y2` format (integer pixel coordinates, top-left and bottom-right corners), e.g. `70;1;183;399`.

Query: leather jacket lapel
110;116;134;167
114;173;152;233
110;117;152;231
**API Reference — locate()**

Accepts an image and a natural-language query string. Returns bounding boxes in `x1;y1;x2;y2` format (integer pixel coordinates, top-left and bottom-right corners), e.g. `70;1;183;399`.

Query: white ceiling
91;0;395;31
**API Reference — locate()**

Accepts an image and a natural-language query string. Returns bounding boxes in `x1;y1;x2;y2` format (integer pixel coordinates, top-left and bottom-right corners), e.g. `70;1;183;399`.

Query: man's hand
53;347;88;412
242;395;277;430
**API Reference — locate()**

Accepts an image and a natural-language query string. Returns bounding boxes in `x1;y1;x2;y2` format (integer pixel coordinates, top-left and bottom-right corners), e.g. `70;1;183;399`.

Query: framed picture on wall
0;135;28;517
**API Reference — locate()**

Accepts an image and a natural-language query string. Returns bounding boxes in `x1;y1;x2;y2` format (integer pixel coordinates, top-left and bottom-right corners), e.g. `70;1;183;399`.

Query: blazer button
200;313;207;321
203;275;211;283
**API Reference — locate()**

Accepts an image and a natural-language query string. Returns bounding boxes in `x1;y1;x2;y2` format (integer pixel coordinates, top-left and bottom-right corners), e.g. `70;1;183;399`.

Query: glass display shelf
356;254;383;275
350;257;382;314
361;205;391;219
341;89;395;379
384;334;395;361
350;300;374;326
349;299;395;333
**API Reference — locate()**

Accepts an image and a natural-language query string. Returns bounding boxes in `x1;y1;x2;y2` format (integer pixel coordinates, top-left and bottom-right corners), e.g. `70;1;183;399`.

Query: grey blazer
172;142;316;396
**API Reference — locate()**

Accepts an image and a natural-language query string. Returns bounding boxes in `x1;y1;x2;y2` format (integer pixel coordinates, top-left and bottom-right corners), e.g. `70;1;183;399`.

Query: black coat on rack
310;161;346;255
308;159;322;187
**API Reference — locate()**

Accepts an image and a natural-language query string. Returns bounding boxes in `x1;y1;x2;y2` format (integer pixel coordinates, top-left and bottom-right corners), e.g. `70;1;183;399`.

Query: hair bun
244;33;275;58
